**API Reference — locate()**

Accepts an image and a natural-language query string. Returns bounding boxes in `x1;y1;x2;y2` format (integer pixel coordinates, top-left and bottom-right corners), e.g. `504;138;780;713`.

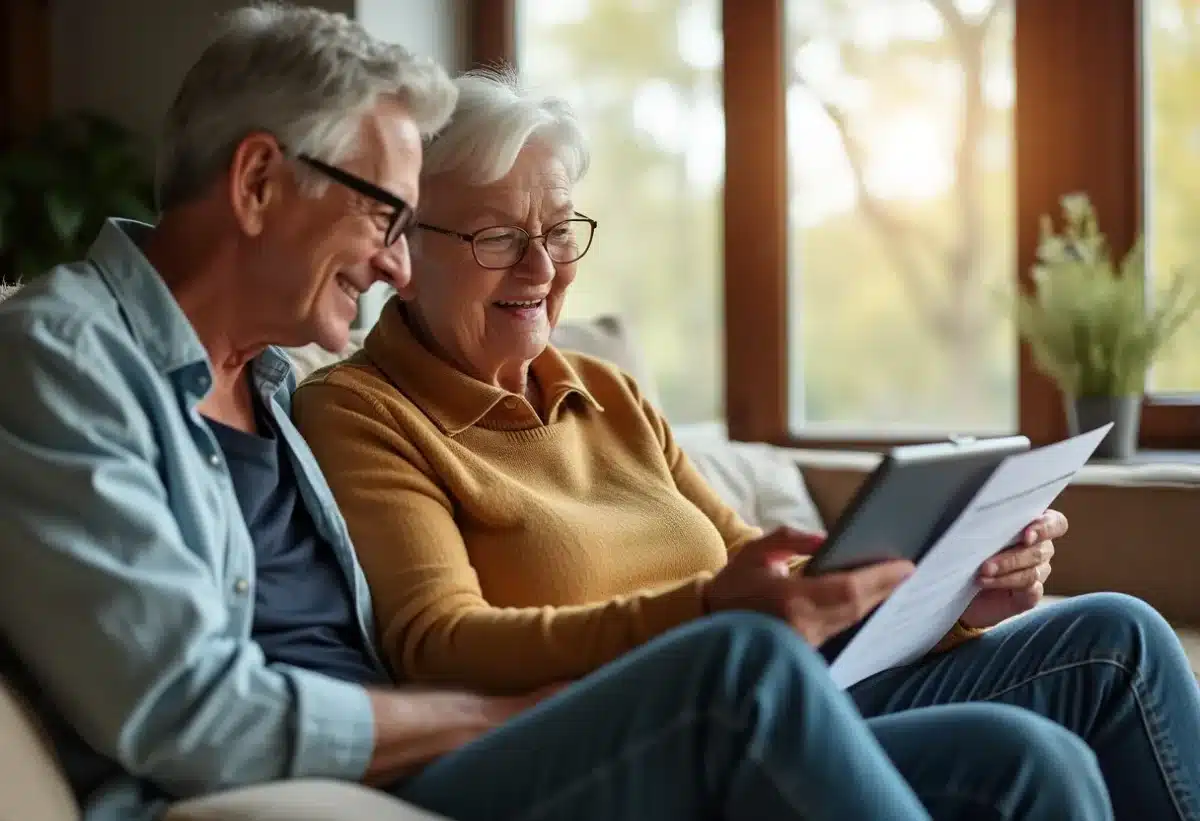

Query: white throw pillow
673;425;827;534
285;328;368;383
551;315;662;407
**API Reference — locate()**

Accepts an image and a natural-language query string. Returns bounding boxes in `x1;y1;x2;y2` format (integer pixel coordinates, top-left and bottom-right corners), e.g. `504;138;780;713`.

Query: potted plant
0;112;156;283
1016;192;1200;460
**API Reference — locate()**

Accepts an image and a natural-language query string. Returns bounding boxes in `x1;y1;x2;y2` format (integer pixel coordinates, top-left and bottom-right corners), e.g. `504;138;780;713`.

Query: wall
50;0;463;136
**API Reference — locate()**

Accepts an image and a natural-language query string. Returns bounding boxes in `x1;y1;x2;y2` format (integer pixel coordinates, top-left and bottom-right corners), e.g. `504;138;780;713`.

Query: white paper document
827;425;1113;689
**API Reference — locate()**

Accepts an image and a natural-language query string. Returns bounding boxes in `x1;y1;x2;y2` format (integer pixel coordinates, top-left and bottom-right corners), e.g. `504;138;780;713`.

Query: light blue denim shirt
0;220;387;820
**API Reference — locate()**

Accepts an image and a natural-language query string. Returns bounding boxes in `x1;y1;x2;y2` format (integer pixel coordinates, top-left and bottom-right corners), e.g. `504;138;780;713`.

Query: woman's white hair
156;1;458;210
422;67;590;187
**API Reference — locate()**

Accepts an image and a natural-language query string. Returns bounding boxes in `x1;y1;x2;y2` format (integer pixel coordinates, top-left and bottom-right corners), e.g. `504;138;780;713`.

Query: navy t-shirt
206;399;384;686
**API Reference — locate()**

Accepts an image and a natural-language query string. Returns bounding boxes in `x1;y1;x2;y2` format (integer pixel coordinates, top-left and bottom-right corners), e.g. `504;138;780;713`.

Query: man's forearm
363;688;521;786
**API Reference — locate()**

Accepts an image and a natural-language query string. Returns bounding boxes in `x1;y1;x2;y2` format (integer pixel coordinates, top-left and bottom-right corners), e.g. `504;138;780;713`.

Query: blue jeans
395;594;1199;820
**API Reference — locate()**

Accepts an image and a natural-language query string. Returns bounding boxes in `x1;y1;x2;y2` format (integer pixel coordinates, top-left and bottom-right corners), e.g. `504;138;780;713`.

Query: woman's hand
702;527;915;647
960;509;1067;629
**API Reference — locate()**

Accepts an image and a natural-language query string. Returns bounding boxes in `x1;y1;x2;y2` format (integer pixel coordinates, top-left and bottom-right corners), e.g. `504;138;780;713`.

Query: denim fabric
0;221;386;821
851;592;1200;820
395;612;1115;821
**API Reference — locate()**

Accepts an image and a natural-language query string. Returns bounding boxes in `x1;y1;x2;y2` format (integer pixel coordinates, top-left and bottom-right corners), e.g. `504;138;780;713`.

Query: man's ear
228;133;285;237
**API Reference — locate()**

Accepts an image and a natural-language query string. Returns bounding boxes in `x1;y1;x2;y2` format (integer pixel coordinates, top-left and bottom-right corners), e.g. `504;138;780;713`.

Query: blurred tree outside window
1146;0;1200;395
521;0;1199;433
520;0;724;425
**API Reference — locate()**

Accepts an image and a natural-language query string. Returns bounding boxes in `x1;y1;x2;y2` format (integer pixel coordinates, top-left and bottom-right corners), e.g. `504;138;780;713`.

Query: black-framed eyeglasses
417;213;598;270
292;152;416;247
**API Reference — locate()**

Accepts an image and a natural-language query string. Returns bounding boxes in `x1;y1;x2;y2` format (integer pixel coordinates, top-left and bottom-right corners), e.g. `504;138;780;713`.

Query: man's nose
372;237;411;289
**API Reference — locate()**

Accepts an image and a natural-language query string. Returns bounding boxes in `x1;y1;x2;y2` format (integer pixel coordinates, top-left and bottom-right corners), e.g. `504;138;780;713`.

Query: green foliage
1017;193;1200;398
0;112;156;282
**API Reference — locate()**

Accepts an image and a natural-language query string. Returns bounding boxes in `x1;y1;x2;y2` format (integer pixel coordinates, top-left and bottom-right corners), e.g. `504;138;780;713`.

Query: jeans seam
1129;670;1193;821
515;709;699;821
517;707;824;821
516;704;1019;821
975;655;1192;821
750;744;1009;821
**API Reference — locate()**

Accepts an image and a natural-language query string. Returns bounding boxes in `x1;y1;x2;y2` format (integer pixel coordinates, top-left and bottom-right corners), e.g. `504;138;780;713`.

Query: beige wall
50;0;464;138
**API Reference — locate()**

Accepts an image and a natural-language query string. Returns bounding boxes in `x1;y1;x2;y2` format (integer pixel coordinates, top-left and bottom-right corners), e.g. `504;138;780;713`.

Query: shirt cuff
285;667;376;781
931;620;987;654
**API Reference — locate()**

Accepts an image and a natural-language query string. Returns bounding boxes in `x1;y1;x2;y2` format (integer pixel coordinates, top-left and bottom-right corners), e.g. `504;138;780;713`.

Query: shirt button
208;452;221;468
233;578;249;595
503;397;519;409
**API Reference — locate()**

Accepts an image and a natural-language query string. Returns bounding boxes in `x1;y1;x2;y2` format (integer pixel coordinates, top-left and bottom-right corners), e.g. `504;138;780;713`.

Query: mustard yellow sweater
293;301;977;692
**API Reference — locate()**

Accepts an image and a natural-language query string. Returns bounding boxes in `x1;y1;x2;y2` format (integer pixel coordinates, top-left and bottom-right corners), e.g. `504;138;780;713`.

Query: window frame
470;0;1200;451
0;0;51;146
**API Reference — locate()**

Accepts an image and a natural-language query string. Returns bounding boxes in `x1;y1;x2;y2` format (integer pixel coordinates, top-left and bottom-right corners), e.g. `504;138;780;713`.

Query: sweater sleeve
293;380;711;694
931;620;988;653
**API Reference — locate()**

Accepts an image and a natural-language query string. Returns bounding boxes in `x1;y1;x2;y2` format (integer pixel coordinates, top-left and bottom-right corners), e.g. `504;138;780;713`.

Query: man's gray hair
423;67;589;188
156;2;458;210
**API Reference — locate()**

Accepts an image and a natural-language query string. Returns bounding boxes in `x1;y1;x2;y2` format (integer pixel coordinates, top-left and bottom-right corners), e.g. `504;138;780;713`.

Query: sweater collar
364;297;604;436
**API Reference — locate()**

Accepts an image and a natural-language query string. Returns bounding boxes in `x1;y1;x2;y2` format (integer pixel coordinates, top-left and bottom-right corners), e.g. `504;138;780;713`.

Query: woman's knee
1052;592;1178;660
680;612;819;668
666;612;833;699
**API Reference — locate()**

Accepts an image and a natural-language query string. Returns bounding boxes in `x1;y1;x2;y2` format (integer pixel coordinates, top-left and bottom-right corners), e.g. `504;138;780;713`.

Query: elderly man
0;5;1130;821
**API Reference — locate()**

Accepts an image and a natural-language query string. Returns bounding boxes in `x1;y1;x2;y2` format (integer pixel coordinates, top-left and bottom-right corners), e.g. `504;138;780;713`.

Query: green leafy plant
1016;193;1200;397
0;112;156;282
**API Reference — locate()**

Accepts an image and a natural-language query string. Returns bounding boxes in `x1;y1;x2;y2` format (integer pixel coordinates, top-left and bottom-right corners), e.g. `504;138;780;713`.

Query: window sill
782;446;1200;489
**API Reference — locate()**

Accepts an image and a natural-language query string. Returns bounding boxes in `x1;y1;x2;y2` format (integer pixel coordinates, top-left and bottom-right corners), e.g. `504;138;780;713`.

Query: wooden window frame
0;0;51;145
470;0;1200;451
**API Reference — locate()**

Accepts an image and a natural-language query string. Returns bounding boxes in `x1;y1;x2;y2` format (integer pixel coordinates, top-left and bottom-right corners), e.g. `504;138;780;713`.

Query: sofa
0;310;829;821
3;306;1197;820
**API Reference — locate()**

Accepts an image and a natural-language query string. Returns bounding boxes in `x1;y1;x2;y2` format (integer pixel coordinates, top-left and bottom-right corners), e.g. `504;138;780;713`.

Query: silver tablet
804;434;1031;576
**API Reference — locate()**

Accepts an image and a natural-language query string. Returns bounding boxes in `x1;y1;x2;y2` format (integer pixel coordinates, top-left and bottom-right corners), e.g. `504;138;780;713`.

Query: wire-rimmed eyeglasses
417;213;597;270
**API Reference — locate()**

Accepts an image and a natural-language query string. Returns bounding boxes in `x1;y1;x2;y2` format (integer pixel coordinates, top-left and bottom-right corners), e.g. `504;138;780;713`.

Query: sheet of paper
827;424;1113;690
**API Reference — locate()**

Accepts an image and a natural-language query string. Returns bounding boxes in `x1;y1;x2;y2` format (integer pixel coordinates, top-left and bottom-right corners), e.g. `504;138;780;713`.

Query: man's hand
363;684;563;786
703;527;915;647
961;509;1067;629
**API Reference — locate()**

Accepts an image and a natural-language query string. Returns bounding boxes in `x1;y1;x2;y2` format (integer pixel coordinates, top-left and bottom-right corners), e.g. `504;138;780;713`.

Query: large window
518;0;725;424
479;0;1200;449
786;0;1015;435
1145;0;1200;395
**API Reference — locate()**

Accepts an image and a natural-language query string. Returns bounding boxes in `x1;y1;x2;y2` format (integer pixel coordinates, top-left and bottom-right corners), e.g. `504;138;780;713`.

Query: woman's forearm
392;574;711;692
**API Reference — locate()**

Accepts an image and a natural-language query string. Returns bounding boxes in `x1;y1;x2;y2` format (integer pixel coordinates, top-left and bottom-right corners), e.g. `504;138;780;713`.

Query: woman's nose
518;239;556;282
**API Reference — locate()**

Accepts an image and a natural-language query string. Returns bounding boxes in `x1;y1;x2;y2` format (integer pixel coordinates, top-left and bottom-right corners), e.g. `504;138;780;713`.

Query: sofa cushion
165;780;450;821
673;426;825;534
549;315;662;407
0;676;80;821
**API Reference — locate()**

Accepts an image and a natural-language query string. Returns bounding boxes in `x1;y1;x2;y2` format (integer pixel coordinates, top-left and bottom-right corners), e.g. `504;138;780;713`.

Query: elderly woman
293;71;1200;819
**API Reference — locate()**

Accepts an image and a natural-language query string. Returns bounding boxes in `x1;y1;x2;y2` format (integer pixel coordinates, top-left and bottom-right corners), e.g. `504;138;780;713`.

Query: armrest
164;779;453;821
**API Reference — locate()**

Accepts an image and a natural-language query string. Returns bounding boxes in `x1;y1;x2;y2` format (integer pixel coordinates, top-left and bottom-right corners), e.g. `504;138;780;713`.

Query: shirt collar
88;219;209;376
87;218;294;398
363;298;604;436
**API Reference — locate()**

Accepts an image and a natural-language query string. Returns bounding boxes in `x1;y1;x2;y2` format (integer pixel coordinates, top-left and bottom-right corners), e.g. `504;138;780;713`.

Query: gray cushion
165;780;451;821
